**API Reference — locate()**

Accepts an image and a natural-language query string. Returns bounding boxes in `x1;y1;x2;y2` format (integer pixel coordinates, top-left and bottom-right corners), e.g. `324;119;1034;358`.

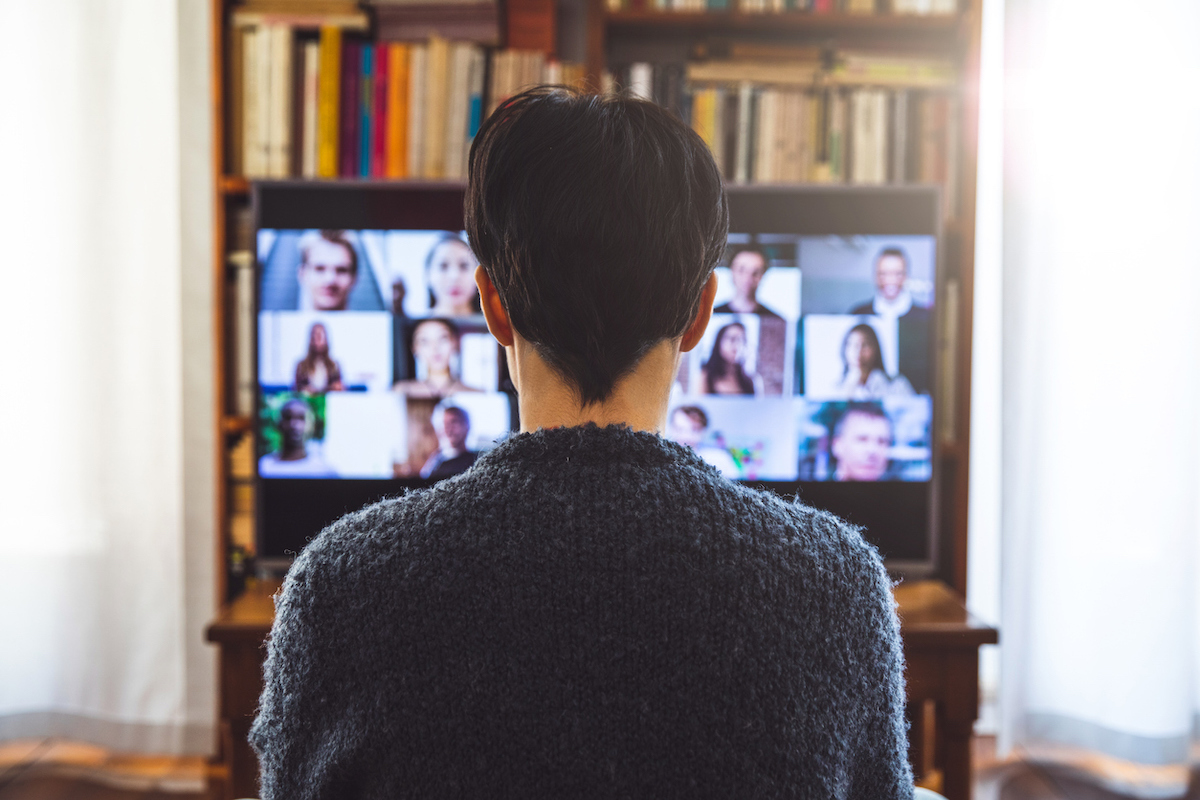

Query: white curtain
996;0;1200;795
0;0;215;753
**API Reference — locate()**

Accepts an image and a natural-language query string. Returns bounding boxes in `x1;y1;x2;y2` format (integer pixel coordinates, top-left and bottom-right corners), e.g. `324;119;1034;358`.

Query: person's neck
279;445;307;462
510;336;680;435
426;369;454;388
726;295;757;312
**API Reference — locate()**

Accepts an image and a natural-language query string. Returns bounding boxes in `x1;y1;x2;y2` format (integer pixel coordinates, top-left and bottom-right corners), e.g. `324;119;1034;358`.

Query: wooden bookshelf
208;0;984;600
207;4;986;796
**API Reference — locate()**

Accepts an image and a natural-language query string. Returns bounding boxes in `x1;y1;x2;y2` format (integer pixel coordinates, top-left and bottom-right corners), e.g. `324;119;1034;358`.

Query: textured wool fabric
250;424;913;799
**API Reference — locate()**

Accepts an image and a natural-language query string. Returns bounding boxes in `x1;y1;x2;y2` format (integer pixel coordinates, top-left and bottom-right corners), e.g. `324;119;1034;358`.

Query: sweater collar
475;423;711;472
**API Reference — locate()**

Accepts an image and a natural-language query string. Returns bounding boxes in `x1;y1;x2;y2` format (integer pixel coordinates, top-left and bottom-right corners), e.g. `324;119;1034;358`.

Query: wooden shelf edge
222;415;252;434
219;175;250;195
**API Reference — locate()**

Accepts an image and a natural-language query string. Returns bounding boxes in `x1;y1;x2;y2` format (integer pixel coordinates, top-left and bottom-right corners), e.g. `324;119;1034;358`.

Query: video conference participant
830;403;894;482
850;247;931;393
701;321;758;395
837;323;914;400
418;402;478;479
252;87;912;800
297;230;358;312
258;398;336;478
426;233;481;317
394;318;481;398
292;323;345;394
714;246;783;318
667;405;739;477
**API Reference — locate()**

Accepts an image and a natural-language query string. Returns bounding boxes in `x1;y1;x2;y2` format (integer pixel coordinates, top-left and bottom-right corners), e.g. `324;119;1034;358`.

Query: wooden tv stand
206;578;996;800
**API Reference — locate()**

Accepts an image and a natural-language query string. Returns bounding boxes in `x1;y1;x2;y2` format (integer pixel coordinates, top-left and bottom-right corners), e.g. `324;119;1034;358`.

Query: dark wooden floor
1;736;1196;799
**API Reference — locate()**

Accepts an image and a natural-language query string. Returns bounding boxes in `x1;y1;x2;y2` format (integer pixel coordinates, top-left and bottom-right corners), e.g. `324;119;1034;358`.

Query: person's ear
475;266;514;347
680;273;718;353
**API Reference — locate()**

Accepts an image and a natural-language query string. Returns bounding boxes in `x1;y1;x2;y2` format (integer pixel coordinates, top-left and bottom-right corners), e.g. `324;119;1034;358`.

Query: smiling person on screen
250;87;913;800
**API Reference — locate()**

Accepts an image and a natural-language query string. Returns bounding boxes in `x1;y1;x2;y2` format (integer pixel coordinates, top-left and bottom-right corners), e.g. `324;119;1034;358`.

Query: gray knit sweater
250;424;913;799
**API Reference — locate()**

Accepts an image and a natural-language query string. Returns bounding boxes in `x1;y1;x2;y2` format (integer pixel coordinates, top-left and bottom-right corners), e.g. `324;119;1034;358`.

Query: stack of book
369;0;501;46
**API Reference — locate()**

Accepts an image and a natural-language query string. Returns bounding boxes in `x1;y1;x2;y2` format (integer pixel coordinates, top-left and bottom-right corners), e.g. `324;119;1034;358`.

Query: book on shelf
614;56;957;214
375;3;500;45
232;4;585;182
505;0;556;54
228;250;257;417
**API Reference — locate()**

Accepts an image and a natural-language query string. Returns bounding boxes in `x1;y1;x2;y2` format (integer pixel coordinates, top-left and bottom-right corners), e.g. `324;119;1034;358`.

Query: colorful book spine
316;26;341;178
359;44;374;178
372;44;389;178
339;39;360;178
386;43;409;179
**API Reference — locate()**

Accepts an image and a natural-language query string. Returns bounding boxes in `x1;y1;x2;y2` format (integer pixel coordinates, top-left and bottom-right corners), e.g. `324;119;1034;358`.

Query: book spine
630;62;653;101
408;43;427;178
466;47;486;154
256;26;274;177
316;26;341;178
372;43;389;178
268;25;293;178
229;25;246;176
339;39;360;178
444;43;471;180
386;43;408;178
711;86;727;178
359;44;373;178
735;82;752;183
301;41;320;178
891;89;908;183
424;36;450;179
242;27;260;177
232;252;256;417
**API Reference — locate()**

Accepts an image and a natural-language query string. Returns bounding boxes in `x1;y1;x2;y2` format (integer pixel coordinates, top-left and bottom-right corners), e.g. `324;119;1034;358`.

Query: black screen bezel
252;182;941;574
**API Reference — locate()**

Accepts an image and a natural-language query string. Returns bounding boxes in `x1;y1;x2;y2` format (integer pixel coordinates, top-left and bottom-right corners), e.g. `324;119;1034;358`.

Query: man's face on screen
832;412;891;481
441;410;469;452
279;402;309;448
730;252;767;300
299;239;356;311
875;254;907;301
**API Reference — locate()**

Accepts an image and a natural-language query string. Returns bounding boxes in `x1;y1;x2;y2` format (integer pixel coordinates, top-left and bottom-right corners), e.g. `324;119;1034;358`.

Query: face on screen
875;253;908;302
258;229;514;481
299;237;357;311
831;410;892;481
668;234;934;484
427;238;479;316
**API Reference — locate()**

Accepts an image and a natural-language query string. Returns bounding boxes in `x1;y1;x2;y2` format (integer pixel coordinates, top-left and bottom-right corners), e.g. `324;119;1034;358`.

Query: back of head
466;86;729;406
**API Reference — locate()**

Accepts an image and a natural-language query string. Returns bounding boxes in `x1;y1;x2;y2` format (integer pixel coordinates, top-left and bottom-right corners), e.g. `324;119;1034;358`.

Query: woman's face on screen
718;326;746;364
413;321;457;373
427;240;478;311
309;324;328;352
844;330;872;371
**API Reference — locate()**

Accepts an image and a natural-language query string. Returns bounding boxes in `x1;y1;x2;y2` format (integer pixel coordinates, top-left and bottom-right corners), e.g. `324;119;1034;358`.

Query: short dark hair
466;86;729;405
875;247;908;272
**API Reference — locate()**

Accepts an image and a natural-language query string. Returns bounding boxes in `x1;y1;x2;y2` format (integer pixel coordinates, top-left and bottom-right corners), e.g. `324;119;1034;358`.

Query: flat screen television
254;182;941;575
